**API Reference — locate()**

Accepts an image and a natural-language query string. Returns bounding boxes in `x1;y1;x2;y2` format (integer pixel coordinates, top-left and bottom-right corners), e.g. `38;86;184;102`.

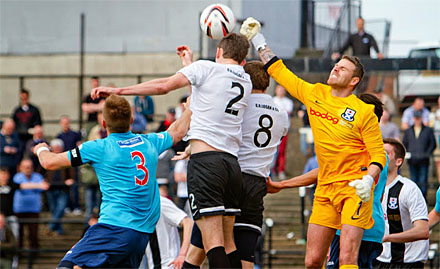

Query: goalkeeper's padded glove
349;175;374;202
240;17;261;40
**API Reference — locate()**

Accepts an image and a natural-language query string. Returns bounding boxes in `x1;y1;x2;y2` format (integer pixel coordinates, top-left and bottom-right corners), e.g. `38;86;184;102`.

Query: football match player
173;54;290;268
241;18;387;268
91;33;252;268
268;93;389;269
33;94;191;268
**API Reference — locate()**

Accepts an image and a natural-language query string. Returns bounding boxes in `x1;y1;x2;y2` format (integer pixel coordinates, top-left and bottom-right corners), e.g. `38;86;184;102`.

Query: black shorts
187;151;242;220
372;260;424;269
234;172;267;233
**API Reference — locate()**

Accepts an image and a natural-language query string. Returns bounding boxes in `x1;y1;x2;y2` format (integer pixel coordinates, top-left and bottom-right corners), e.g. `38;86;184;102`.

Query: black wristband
70;147;83;167
370;162;383;171
263;56;280;71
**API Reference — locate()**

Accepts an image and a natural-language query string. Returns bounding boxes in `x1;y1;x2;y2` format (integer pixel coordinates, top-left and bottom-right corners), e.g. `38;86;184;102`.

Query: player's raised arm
33;143;71;170
176;45;194;67
91;73;191;99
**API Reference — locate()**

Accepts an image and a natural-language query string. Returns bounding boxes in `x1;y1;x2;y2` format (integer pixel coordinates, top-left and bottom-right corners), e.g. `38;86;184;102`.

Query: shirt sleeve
177;60;209;87
145;132;173;155
360;105;387;170
67;140;102;167
403;184;429;222
161;197;188;227
401;108;412;124
265;58;314;105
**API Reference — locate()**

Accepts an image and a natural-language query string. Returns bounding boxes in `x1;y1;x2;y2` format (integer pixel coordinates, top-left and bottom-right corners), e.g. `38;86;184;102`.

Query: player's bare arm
91;73;190;99
33;142;71;170
428;207;440;229
267;168;318;194
382;219;429;243
169;216;193;268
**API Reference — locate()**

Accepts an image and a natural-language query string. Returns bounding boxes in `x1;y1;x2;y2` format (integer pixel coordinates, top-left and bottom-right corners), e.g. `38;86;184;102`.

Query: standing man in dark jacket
332;17;384;60
403;110;437;198
12;89;43;147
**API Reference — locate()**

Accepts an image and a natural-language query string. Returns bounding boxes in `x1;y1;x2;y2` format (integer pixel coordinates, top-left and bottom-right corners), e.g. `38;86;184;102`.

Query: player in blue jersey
33;94;191;268
428;186;440;229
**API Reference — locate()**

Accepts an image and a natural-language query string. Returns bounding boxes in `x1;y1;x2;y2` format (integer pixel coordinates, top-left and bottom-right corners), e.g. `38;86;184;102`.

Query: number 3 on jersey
131;151;149;186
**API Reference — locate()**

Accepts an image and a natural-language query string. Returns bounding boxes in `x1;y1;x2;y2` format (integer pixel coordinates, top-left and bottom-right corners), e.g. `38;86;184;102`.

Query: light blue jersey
68;131;172;233
435;186;440;213
336;155;389;243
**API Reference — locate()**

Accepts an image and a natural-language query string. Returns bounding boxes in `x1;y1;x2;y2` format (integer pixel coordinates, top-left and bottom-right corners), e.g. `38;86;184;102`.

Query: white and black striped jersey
377;175;429;264
238;94;289;177
178;60;252;157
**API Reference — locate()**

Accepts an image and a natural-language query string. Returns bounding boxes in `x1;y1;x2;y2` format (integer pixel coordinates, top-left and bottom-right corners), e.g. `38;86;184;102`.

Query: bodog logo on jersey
309;107;339;124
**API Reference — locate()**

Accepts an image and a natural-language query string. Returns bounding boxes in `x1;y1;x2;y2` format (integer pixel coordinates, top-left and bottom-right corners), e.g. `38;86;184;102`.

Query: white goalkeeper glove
240;17;267;51
349;175;374;202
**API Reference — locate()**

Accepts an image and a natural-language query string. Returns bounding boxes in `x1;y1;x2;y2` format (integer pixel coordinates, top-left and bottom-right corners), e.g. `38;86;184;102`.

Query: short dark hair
342;55;364;90
20;88;29;95
91;76;100;80
103;94;132;133
218;33;250;63
359;93;383;122
0;167;9;173
383;138;406;169
244;61;270;91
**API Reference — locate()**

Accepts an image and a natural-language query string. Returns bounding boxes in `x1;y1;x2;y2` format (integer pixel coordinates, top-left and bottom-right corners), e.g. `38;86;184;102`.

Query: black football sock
206;246;231;268
227;250;242;268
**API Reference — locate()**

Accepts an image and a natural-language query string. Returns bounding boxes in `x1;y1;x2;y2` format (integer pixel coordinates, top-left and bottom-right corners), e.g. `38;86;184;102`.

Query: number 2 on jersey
131;151;149;186
225;82;244;116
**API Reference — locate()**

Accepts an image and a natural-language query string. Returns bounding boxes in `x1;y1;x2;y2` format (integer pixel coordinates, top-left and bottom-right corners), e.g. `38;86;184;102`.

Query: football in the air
200;3;236;40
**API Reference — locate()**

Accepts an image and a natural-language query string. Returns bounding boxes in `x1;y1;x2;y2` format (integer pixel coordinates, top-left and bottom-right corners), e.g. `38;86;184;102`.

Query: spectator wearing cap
403;109;437;198
156;108;176;133
401;98;430;130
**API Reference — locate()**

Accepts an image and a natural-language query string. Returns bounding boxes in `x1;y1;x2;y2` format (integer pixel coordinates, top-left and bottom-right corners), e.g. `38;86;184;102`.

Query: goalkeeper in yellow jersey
241;18;386;269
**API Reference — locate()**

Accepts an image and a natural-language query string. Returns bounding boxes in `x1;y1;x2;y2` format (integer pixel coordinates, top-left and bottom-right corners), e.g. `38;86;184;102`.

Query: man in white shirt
271;85;293;179
91;33;251;268
375;138;429;268
140;179;193;269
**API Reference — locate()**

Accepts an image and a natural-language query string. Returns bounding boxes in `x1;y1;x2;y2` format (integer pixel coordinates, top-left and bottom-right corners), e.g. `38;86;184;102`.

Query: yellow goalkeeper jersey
267;58;386;185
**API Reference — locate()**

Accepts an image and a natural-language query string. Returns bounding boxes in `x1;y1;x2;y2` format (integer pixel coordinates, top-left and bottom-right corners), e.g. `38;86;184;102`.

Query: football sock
227;250;242;268
206;246;231;268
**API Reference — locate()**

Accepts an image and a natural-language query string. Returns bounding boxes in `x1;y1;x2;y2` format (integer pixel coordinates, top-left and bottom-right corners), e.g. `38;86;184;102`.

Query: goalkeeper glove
240;17;267;51
349;175;374;202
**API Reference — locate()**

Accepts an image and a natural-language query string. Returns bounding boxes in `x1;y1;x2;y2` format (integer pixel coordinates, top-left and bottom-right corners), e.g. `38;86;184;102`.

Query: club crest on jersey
341;108;356;122
388;197;398;209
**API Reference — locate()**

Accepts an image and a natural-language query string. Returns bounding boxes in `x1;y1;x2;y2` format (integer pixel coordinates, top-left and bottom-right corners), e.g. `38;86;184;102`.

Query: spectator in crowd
175;94;189;120
373;89;396;117
303;146;318;204
380;109;400;140
0;119;21;176
0;167;48;240
45;139;75;236
402;110;436;198
433;96;440;184
25;125;47;174
56;115;82;216
401;98;430;130
272;85;293;179
428;186;440;229
298;103;313;156
332;17;384;60
87;112;107;141
13;159;47;252
157;148;176;199
140;179;193;269
82;76;105;133
0;213;17;268
82;119;105;223
375;139;429;267
174;159;189;213
131;105;148;134
156;107;176;133
134;95;155;123
12;88;43;147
